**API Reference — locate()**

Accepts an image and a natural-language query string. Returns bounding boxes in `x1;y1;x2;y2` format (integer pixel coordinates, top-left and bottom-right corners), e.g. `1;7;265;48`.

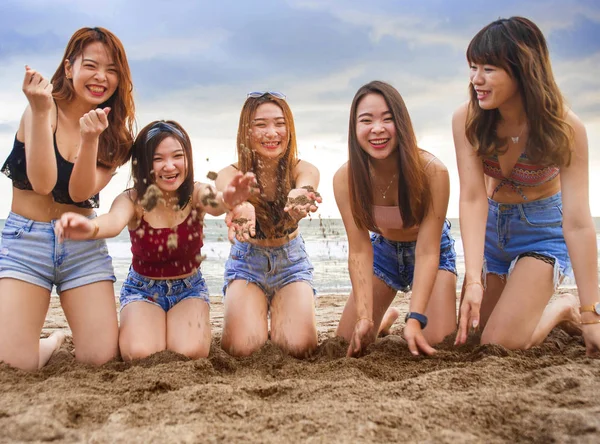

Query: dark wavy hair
465;16;573;166
236;94;298;237
348;81;430;231
51;27;135;168
131;120;194;209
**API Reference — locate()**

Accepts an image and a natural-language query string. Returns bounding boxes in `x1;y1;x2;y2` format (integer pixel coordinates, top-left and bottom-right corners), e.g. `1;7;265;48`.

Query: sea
2;217;600;295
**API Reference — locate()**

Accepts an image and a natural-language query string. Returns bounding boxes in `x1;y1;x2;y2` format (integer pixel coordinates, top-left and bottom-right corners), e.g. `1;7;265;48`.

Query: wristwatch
405;312;428;329
580;302;600;315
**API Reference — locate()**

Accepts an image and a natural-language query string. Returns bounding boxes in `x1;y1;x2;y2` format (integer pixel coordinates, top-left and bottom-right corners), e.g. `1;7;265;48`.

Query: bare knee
480;328;530;350
119;341;161;362
221;331;266;357
271;330;317;359
169;341;210;359
0;352;39;371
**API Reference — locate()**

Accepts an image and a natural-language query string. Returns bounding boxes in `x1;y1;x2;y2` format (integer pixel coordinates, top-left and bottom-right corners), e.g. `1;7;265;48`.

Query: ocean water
2;217;600;295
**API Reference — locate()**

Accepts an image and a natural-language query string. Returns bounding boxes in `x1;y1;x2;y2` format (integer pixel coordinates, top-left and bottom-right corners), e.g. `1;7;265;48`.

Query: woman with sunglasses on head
454;17;600;355
216;91;321;358
335;81;458;357
54;120;256;360
0;27;135;370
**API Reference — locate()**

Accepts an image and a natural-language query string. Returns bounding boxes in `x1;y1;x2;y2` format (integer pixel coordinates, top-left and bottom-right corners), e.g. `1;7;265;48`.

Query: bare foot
38;330;69;368
556;293;582;336
378;307;400;337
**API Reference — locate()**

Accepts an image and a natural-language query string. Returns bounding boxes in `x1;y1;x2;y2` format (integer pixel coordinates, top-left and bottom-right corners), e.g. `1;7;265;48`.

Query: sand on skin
0;290;599;443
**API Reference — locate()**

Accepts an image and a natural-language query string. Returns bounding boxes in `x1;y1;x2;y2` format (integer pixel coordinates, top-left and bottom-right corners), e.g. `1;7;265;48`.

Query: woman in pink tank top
454;17;600;356
335;81;458;357
54;120;256;361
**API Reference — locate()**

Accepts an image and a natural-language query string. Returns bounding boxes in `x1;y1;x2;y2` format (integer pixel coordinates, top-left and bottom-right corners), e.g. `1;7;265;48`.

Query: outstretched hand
223;171;257;209
225;202;256;243
54;212;96;243
347;318;376;357
284;186;322;222
454;283;483;345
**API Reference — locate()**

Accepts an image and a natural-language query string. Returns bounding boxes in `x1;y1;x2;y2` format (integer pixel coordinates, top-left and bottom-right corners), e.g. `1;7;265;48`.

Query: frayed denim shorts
484;192;572;287
0;211;115;294
223;234;315;303
372;220;457;292
119;267;210;312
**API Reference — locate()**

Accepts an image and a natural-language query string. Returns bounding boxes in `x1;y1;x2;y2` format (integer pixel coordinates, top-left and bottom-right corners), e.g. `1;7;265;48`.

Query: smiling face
355;93;398;161
249;102;289;160
65;41;119;107
469;63;520;110
151;136;187;193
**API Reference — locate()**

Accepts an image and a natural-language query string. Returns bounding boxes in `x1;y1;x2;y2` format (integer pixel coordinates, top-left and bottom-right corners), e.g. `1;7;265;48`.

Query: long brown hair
348;81;430;231
51;27;135;168
131;120;194;209
465;16;573;166
236;94;298;237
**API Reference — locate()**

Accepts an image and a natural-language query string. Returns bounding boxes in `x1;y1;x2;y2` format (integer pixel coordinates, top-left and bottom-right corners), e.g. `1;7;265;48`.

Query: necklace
374;173;397;199
510;125;527;144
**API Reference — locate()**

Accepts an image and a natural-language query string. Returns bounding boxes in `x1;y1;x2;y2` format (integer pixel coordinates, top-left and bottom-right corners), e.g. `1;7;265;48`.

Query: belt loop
24;219;35;233
148;279;155;288
166;280;173;295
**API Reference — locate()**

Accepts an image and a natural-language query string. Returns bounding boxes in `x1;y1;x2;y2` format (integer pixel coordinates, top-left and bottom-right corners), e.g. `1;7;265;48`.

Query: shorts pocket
519;205;563;228
230;242;251;260
286;242;307;263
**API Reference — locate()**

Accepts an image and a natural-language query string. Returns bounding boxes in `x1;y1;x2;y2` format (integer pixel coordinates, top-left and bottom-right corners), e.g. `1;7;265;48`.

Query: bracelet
465;281;484;290
356;317;374;325
91;221;99;238
580;320;600;325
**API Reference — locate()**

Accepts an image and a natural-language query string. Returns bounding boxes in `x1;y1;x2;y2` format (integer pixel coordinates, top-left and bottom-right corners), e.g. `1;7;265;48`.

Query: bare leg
60;281;119;365
336;276;397;341
531;292;581;344
0;279;51;370
221;280;268;357
166;298;211;359
421;270;457;345
119;301;166;361
270;282;317;358
482;257;558;349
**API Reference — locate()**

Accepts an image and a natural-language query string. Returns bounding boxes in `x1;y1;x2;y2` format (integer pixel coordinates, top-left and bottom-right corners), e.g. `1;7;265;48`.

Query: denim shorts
119;267;210;312
0;211;115;294
372;219;457;292
223;234;315;303
484;192;572;286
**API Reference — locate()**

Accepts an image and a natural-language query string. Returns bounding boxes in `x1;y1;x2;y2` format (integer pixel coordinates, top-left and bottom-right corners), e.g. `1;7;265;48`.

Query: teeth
89;86;105;93
371;139;388;144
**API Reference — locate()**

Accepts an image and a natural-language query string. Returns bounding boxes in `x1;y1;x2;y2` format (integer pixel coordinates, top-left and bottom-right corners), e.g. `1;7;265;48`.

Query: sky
1;0;599;219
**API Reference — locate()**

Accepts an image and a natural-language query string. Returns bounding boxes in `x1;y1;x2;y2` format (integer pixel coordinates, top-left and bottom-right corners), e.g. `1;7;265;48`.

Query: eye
359;119;372;124
383;117;393;122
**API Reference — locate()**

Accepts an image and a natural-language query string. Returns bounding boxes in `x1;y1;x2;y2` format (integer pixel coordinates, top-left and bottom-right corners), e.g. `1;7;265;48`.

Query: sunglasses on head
246;91;286;100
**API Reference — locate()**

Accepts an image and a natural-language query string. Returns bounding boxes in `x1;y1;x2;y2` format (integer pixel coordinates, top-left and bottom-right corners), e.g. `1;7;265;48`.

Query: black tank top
1;104;99;208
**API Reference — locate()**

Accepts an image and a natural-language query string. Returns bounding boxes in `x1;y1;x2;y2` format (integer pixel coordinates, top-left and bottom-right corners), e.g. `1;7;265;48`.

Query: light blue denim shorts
372;220;457;292
0;211;115;294
223;234;315;303
484;192;572;286
119;267;210;312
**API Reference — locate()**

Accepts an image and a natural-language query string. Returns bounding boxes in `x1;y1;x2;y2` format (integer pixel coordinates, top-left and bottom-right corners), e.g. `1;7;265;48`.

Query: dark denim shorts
0;211;115;293
119;267;210;312
372;220;457;292
484;192;572;287
223;235;315;303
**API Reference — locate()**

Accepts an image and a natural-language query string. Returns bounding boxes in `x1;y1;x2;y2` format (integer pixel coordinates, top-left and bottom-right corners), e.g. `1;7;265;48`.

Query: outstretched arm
285;160;322;221
55;191;136;242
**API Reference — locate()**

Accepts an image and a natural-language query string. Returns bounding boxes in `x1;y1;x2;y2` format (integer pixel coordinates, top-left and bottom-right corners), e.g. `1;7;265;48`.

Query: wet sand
0;291;599;443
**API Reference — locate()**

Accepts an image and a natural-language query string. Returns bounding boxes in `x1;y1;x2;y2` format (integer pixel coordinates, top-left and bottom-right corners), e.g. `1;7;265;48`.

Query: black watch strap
405;312;428;329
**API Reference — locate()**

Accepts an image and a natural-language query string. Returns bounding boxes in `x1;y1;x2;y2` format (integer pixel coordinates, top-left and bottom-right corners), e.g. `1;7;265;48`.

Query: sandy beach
0;290;599;443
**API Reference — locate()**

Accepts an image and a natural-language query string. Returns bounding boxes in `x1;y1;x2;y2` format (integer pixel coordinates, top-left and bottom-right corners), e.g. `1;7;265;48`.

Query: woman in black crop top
216;91;322;358
0;27;135;370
